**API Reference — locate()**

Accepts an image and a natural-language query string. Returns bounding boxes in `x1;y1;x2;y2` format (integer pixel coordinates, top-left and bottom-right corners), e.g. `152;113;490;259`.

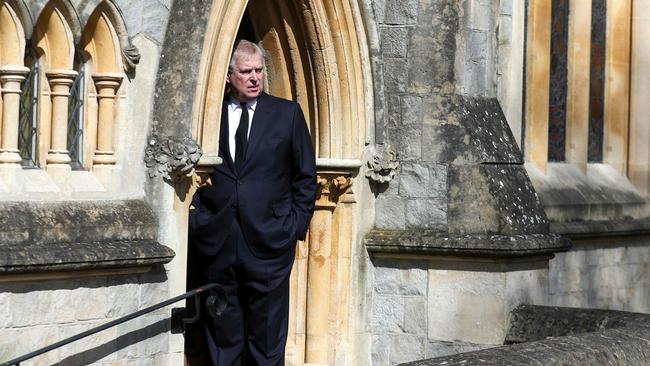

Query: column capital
0;65;29;82
0;65;29;95
316;171;353;207
0;65;30;76
46;69;78;88
92;72;123;95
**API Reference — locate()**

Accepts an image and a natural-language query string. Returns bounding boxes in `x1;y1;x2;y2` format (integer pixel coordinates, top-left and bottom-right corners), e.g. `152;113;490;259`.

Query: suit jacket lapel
219;100;236;176
240;93;272;174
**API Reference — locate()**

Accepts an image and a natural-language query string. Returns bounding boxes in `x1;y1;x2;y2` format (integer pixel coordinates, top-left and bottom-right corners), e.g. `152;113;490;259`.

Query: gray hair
228;40;265;75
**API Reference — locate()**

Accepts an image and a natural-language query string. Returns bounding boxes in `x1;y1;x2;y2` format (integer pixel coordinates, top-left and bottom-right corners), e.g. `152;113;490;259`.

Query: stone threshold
402;305;650;365
365;229;571;258
0;240;175;274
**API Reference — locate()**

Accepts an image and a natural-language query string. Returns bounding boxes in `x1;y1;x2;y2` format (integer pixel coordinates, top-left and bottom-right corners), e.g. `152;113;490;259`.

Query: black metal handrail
1;283;225;366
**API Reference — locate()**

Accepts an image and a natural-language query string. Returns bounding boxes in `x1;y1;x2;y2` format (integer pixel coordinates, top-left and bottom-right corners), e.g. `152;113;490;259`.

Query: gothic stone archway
189;0;371;364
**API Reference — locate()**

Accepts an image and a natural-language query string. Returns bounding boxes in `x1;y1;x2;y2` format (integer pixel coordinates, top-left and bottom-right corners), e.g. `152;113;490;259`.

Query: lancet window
67;52;85;169
524;0;632;174
1;0;128;178
18;46;39;167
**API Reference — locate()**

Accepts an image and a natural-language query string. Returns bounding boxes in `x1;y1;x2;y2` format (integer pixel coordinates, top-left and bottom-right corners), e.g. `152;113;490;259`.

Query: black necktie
234;102;249;171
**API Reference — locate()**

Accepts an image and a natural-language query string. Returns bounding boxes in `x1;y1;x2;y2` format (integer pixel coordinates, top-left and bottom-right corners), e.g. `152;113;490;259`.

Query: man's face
229;52;264;102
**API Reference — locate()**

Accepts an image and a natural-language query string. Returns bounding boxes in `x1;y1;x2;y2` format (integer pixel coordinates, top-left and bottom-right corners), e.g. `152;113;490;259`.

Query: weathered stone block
399;163;447;199
405;199;447;229
467;30;488;63
0;292;11;328
400;95;424;126
376;194;406;230
390;334;425;364
0;329;16;364
428;267;516;344
421;122;468;163
142;1;170;44
466;0;492;31
399;266;428;296
372;334;391;366
500;0;513;15
58;322;118;364
505;266;548;306
384;59;409;92
374;264;400;295
387;94;401;128
115;0;144;36
403;297;427;335
498;15;512;44
446;164;548;235
387;124;422;161
106;281;140;318
370;295;405;333
384;0;419;25
73;286;108;321
373;0;387;26
139;278;170;308
381;27;409;57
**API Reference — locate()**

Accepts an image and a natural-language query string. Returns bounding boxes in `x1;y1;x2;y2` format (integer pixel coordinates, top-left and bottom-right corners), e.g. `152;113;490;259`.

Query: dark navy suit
189;93;317;365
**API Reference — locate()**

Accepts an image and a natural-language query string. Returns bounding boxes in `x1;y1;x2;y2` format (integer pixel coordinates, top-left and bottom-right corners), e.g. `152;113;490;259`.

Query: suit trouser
202;217;295;366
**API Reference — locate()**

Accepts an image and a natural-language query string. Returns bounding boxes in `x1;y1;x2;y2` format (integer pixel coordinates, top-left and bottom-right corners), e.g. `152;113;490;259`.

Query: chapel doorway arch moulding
192;0;371;169
190;1;372;365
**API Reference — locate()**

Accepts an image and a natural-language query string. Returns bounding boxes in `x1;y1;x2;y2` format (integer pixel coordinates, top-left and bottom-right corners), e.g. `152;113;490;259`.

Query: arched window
18;45;39;167
67;51;85;169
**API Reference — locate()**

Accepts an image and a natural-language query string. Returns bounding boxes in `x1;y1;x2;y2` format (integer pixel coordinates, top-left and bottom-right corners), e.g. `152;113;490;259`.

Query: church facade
0;0;648;365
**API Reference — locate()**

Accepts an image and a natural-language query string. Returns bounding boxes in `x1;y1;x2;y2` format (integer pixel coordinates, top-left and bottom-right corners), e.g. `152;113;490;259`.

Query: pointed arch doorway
189;1;371;364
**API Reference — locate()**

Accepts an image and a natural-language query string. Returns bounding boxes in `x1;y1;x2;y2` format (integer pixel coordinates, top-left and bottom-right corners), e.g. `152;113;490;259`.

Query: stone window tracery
0;0;133;195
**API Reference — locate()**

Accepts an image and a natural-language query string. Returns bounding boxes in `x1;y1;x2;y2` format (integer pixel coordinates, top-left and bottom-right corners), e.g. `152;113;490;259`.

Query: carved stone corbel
144;135;202;183
365;144;399;184
316;173;353;207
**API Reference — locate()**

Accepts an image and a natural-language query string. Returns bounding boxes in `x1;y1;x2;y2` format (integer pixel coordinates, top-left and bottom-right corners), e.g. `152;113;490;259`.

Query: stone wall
0;1;180;365
403;305;650;365
0;270;173;365
362;0;563;364
368;256;550;365
549;238;650;313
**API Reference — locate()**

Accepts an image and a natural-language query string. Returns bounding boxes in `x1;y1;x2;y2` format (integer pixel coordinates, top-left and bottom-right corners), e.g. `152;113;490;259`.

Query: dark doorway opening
184;7;259;366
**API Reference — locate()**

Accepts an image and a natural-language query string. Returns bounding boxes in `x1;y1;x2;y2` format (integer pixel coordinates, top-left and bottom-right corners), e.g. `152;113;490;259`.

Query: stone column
92;73;122;165
0;65;29;164
46;69;77;165
305;171;352;365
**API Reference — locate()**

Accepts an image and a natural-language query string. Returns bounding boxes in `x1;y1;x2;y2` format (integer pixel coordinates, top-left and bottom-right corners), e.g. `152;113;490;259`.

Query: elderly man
189;39;317;365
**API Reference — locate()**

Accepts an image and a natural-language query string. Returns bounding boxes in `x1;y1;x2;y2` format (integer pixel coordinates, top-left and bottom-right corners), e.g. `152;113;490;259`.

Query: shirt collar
228;95;258;112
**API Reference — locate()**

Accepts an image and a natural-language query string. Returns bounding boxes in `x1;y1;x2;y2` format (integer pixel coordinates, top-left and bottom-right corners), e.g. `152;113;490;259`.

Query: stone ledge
505;304;650;343
0;200;173;274
0;200;157;245
0;240;175;273
401;305;650;366
550;218;650;238
365;230;571;257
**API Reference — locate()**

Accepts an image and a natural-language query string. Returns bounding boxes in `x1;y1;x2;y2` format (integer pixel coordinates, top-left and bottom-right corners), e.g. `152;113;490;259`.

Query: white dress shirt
227;97;257;162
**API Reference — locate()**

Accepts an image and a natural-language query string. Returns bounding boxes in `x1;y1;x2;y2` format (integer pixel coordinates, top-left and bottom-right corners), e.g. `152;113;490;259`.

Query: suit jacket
189;93;317;259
